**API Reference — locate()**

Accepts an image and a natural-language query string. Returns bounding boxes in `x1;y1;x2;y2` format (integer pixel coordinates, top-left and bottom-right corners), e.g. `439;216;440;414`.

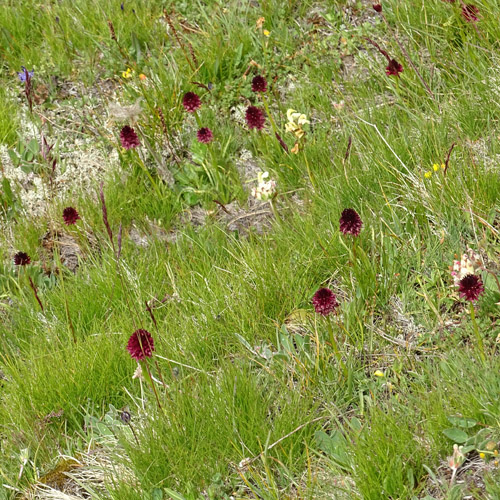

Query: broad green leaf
447;416;477;428
442;428;469;443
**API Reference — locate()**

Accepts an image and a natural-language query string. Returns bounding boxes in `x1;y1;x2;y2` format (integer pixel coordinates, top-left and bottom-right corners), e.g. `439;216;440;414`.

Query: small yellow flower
480;452;486;460
291;143;300;154
139;73;147;81
441;163;446;169
433;163;439;171
424;171;432;179
494;449;499;457
374;370;385;377
122;68;133;79
263;29;270;37
495;460;499;467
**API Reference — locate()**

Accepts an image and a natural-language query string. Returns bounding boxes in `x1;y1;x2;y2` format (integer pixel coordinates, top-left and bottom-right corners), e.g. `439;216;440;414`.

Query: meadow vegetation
0;0;499;498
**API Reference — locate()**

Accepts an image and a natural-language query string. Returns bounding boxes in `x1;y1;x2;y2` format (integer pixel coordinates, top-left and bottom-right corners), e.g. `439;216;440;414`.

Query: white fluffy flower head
251;171;277;201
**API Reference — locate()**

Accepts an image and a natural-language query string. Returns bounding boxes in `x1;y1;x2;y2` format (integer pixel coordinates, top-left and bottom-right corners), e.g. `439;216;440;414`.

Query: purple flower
62;207;80;225
17;66;34;82
14;251;31;266
251;75;268;93
339;208;363;236
312;288;338;316
245;106;266;130
120;125;140;149
197;127;213;143
182;92;201;112
462;4;479;22
127;329;155;361
458;274;484;302
386;58;403;76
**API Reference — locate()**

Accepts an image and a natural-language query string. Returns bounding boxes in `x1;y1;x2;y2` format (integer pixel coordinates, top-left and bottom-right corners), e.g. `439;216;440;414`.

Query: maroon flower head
339;208;363;236
312;288;338;316
127;329;155;361
120;125;140;149
62;206;80;225
197;127;213;143
462;4;479;22
386;58;403;76
373;3;382;12
182;92;201;112
245;106;266;130
251;75;268;93
14;251;31;266
458;274;484;302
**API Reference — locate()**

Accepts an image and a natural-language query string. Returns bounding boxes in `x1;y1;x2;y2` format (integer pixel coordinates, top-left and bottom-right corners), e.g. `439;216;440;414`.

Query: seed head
182;92;201;112
373;4;382;12
251;75;268;93
458;274;484;302
62;207;80;225
120;125;140;149
339;208;363;236
245;106;266;130
197;127;213;143
312;288;338;316
14;252;31;266
126;329;155;361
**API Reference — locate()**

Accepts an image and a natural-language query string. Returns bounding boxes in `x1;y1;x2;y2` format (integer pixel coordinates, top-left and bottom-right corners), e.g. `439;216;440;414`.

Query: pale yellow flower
424;171;432;178
433;163;439;171
122;68;133;79
286;109;309;139
374;370;385;377
263;29;270;37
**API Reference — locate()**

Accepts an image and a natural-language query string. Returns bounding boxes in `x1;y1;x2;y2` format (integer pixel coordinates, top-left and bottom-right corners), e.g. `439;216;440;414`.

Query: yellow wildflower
122;68;133;79
424;171;432;179
441;163;446;169
139;73;147;81
291;143;300;154
263;29;270;37
433;163;439;171
286;109;309;139
374;370;385;377
480;452;486;460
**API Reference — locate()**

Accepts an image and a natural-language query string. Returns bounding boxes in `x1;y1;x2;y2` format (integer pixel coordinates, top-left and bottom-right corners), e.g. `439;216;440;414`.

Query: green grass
0;0;499;499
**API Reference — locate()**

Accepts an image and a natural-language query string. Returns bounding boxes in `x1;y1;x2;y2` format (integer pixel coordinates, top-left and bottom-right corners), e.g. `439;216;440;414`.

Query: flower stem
303;152;317;191
141;360;164;413
261;94;278;137
470;302;486;363
326;318;348;379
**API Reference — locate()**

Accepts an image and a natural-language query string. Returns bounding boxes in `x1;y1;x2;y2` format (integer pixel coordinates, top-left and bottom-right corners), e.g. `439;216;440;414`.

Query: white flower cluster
251;171;277;201
450;249;482;286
